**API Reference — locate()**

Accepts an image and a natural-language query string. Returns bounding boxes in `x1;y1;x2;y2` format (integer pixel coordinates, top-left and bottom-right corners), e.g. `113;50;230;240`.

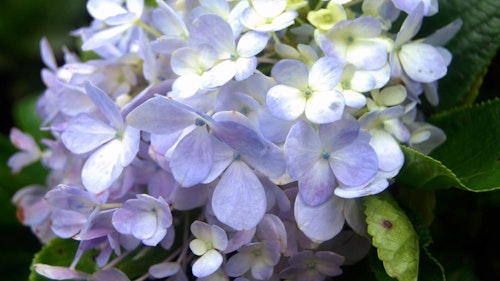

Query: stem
135;19;163;38
271;32;281;44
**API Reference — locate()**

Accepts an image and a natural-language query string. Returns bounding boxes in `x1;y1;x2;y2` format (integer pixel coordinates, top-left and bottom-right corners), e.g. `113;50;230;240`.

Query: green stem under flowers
271;32;281;44
135;19;163;38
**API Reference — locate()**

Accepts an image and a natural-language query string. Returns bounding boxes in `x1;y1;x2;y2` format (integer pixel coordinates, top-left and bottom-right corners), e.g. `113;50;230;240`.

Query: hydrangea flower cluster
9;0;461;280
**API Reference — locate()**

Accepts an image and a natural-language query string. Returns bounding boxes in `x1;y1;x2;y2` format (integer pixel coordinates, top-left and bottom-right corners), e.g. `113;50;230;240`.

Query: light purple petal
34;264;89;280
318;118;360;152
330;141;378;187
271;59;308;88
149;262;181;279
395;2;424;45
210;111;267;157
94;268;131;281
298;159;336;207
294;194;345;242
126;96;198;134
170;126;213;187
211;161;266;230
190;14;235;55
40;37;57;70
244;141;286;179
285;121;322;179
62;113;115;154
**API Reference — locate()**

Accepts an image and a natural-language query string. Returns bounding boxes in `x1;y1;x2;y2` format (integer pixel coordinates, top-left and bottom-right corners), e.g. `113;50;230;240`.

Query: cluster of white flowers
9;0;460;280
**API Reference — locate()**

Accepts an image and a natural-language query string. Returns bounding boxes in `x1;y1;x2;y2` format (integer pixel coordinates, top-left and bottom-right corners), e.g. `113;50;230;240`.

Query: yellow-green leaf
364;192;419;281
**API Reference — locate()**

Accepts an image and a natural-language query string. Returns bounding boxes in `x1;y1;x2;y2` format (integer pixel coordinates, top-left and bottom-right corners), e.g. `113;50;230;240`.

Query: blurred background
0;1;499;281
0;1;88;280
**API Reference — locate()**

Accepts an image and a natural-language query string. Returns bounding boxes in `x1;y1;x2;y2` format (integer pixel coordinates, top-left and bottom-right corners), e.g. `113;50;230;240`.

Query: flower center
195;118;206;126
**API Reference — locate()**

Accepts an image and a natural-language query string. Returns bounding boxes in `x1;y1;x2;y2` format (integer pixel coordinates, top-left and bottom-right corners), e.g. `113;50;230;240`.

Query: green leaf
396;146;462;191
419;0;500;110
364;192;420;281
398;99;500;192
418;248;446;281
29;238;97;281
429;98;500;189
369;248;398;281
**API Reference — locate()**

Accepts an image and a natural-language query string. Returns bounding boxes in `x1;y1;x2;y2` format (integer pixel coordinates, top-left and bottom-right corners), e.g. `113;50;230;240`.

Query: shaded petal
190;14;235;55
244;141;286;179
34;264;89;280
330;141;378;187
126;96;198;134
210;111;267;157
212;161;266;230
394;2;424;45
294;194;345;242
62;113;115;154
149;262;180;279
170;126;213;187
298;159;335;207
319;118;360;152
284;121;322;179
271;59;308;88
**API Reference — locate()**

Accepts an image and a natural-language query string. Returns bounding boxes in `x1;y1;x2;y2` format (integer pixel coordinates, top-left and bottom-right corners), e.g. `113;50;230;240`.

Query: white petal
237;31;269;57
82;140;124;193
370;130;404;173
266;85;306;121
251;0;287;18
201;60;237;89
308;57;343;91
82;24;131;51
305;90;344;124
399;42;447;83
87;0;127;20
